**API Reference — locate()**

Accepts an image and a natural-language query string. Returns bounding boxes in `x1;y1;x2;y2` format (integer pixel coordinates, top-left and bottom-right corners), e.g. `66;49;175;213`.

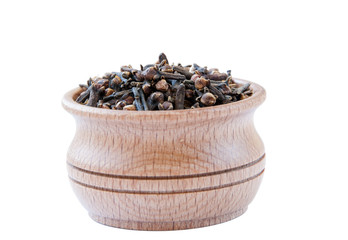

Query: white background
1;0;347;239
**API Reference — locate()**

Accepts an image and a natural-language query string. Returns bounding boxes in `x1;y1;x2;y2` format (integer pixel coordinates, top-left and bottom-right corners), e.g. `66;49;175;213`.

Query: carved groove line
67;154;265;180
90;207;246;226
69;169;264;195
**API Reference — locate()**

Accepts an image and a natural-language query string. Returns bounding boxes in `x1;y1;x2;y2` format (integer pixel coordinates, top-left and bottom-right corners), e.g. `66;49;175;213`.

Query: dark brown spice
115;101;126;110
86;85;105;107
201;93;216;106
158;53;168;64
155;79;169;92
158;101;173;110
132;87;144;111
195;78;210;90
75;53;253;111
139;88;149;111
231;83;251;95
147;92;164;110
76;86;91;103
175;84;185;110
208;84;226;102
173;65;193;79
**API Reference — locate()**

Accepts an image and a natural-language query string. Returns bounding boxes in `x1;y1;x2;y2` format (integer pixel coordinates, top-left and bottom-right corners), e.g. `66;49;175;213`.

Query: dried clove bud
75;53;253;111
231;83;251;95
155;79;169;92
201;93;216;106
216;83;232;95
206;72;228;81
95;78;109;88
158;101;173;110
175;84;185;109
173;65;193;79
149;91;164;103
123;105;137;111
147;92;164;110
185;89;195;99
195;77;210;90
122;71;131;79
115;100;126;110
160;64;174;73
110;76;122;90
102;103;111;109
123;95;135;105
105;88;115;97
191;73;201;82
87;85;105;107
113;72;129;83
140;67;158;81
142;81;152;95
76;86;91;103
208;84;226;102
158;59;167;67
158;53;168;64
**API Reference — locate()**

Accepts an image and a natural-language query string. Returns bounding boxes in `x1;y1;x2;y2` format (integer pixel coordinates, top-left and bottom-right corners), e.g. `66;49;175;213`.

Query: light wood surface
62;78;266;230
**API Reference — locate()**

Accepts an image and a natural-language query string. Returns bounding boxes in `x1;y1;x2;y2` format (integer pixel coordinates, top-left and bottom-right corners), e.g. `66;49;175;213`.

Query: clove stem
87;85;104;107
138;88;149;111
173;65;193;79
158;71;186;80
175;83;185;109
76;85;92;103
112;72;128;83
103;89;132;101
131;87;144;111
208;84;226;102
232;83;251;95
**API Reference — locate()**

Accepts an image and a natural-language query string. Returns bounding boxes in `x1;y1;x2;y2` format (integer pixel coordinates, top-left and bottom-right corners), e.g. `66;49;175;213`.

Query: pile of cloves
75;53;253;111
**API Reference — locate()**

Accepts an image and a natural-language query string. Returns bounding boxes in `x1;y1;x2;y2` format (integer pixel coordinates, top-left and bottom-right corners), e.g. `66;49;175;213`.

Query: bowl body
62;78;266;230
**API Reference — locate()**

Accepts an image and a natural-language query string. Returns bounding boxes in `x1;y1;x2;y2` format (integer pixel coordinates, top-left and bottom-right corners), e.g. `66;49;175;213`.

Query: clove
208;84;226;102
175;84;185;109
131;87;144;111
75;53;253;111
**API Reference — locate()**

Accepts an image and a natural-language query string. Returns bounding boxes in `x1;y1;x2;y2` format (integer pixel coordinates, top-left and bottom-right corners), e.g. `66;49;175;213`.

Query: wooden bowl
62;78;266;231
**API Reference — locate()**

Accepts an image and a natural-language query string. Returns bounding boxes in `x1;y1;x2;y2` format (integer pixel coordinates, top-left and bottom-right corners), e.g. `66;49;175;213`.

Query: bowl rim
62;78;266;118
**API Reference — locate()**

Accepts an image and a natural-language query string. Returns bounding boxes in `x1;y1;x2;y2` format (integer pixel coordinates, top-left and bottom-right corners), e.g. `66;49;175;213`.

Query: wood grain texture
62;78;266;230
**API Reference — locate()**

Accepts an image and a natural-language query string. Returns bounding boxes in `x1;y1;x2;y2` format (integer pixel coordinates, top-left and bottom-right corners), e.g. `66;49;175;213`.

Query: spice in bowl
75;53;253;111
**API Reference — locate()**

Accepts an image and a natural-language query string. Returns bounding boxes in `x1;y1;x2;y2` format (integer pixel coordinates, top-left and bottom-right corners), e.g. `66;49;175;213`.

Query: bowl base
89;207;247;231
